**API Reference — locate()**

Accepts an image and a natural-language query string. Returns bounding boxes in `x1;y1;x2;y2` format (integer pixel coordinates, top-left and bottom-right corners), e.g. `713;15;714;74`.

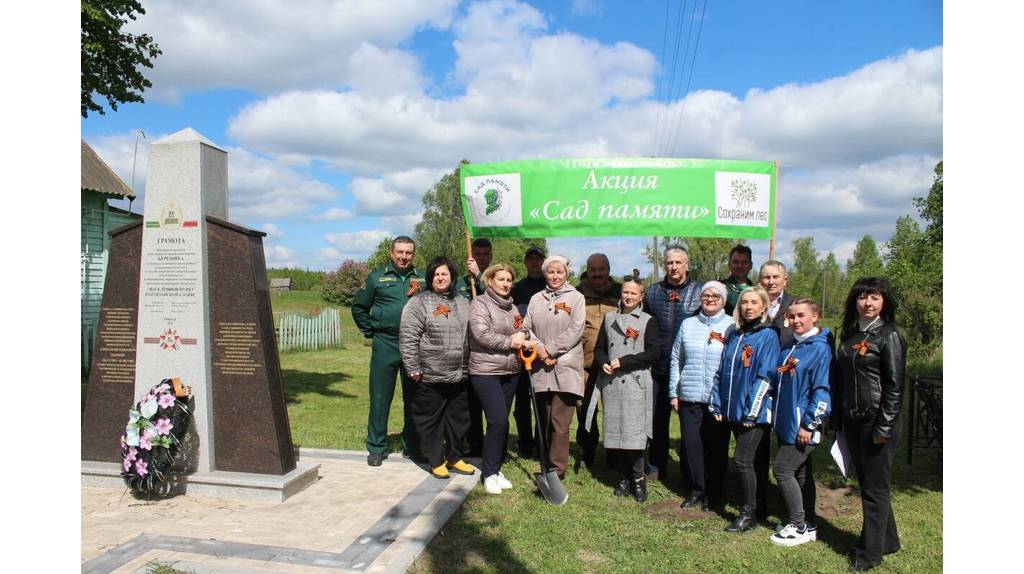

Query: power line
651;0;673;157
655;0;689;157
668;0;710;157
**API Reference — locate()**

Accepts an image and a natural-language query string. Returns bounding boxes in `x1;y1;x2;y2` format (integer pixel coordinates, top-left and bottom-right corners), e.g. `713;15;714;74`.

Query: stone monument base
81;460;320;503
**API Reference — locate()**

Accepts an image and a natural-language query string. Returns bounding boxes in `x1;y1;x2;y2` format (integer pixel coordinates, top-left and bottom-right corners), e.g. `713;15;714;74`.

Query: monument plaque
82;128;316;500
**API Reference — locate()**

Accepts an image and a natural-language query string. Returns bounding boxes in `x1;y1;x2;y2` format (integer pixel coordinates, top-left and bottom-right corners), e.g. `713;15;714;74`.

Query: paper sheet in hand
831;431;852;479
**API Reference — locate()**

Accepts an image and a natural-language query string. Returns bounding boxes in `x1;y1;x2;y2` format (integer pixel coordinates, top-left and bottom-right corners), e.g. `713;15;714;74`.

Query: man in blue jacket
645;245;702;482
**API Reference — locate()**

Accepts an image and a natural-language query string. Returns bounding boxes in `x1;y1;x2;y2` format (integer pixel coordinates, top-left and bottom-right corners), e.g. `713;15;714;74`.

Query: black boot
724;511;758;533
614;477;630;497
681;494;704;509
632;476;648;503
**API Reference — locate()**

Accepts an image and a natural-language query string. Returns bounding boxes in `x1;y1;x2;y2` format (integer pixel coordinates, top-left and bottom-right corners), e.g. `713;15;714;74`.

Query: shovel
518;345;569;506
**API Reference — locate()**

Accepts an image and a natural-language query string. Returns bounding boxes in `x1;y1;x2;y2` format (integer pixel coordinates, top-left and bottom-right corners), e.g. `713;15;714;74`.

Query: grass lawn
268;292;943;574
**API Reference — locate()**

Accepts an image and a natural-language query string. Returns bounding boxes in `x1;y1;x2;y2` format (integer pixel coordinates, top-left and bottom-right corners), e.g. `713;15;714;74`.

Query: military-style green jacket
456;273;485;300
721;275;753;316
351;262;422;338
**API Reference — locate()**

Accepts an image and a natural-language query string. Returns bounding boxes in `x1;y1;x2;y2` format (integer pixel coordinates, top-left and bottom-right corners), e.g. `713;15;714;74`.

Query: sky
80;0;943;276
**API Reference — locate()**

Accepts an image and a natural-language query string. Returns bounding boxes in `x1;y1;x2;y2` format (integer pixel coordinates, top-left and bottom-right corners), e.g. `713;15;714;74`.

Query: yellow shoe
447;460;476;476
431;464;450;479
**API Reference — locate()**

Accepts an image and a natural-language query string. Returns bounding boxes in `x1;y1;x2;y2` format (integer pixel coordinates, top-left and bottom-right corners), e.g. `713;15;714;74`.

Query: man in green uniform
456;237;491;300
351;236;423;466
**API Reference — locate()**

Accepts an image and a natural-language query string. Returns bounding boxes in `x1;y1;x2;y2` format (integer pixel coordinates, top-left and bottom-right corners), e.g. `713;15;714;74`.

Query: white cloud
323;229;391;262
260;223;285;239
84;132;342;225
350;168;445;215
127;0;460;101
265;244;299;268
312;207;355;221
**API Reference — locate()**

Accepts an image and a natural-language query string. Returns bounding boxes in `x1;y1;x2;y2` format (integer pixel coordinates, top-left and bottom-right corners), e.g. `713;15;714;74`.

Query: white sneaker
770;523;813;547
484;474;503;494
496;471;513;490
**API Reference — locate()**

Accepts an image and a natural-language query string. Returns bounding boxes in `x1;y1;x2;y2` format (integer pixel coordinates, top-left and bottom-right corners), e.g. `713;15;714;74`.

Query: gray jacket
469;287;522;376
523;284;586;397
399;289;470;383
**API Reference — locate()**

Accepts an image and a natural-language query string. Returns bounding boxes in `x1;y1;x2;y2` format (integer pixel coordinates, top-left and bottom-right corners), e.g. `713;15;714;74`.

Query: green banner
460;158;776;239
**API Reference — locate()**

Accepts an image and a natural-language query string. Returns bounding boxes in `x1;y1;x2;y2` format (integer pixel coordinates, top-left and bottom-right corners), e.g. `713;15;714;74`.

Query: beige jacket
468;287;522;376
524;284;586;397
577;279;621;369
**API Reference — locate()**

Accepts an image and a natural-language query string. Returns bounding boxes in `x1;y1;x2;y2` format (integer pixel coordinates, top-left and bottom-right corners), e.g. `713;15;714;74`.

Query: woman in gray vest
585;277;660;502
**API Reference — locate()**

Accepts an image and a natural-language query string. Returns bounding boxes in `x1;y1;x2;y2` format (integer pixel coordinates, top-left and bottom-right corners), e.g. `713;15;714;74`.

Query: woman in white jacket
668;281;733;510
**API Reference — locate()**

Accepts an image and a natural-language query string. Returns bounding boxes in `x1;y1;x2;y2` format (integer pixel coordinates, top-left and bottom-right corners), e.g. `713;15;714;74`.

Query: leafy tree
845;235;885;286
266;268;325;291
643;237;745;282
322;260;369;306
819;252;844;318
413;161;470;270
365;237;394;270
788;237;822;303
882;162;943;360
81;0;162;117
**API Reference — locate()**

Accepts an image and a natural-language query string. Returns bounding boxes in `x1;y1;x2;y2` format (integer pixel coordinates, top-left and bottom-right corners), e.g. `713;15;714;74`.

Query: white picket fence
276;308;343;352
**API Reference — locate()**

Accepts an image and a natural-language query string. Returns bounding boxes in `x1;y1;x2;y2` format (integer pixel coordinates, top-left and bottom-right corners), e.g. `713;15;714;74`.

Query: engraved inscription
213;322;261;377
96;307;136;384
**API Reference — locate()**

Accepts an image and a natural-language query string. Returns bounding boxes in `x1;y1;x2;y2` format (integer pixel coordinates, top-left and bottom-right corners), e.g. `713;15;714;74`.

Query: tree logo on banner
714;171;771;228
730;179;758;209
464;173;523;227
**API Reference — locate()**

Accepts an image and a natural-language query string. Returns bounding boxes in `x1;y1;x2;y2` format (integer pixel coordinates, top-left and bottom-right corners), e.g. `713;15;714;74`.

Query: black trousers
410;380;470;468
469;374;518;477
574;365;601;462
677;401;710;497
773;443;817;525
732;423;771;516
512;370;535;456
703;414;732;506
846;417;902;565
466;386;484;457
649;372;672;479
607;448;644;480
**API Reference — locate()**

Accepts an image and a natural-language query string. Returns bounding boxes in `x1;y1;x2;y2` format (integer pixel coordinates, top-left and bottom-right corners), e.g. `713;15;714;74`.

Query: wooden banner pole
465;231;477;300
769;160;780;260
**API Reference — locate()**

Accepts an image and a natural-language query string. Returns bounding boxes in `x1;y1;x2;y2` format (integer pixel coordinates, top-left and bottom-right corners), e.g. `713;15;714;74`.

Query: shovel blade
534;471;569;506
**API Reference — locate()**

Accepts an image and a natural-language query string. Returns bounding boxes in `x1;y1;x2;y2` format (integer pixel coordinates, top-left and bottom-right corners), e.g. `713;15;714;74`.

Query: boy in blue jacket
769;298;832;547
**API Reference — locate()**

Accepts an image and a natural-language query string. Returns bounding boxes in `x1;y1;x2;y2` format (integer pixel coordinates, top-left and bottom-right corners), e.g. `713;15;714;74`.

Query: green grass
82;292;942;573
266;294;942;574
269;289;330;317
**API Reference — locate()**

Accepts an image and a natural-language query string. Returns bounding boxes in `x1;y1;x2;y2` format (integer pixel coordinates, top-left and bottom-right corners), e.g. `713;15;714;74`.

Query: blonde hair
482;263;516;288
733;285;771;328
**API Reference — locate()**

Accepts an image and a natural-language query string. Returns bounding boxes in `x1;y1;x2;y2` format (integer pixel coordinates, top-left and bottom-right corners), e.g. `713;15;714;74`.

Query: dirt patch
642;498;712;522
815;483;860;519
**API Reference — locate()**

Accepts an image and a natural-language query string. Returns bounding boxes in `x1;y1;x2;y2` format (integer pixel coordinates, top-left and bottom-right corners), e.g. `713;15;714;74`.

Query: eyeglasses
701;294;722;301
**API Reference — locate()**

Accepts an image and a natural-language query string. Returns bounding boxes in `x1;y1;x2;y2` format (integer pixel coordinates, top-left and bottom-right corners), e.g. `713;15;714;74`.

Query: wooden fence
276;308;343;352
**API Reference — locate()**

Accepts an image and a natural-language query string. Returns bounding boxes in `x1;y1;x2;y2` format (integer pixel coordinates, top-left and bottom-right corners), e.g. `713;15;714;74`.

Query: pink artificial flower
154;418;173;436
125;447;137;462
120;435;126;450
139;431;154;451
158;393;176;409
134;459;148;476
123;457;132;472
155;382;170;394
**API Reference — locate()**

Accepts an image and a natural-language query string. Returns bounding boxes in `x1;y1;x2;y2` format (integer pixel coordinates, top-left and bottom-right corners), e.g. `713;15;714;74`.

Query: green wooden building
81;140;141;374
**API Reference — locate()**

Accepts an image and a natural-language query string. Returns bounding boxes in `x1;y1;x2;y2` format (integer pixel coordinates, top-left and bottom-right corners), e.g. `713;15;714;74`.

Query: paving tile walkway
81;449;480;574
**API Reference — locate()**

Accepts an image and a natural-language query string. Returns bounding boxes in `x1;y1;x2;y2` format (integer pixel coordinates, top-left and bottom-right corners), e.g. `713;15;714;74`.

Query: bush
322;260;369;306
266;267;325;291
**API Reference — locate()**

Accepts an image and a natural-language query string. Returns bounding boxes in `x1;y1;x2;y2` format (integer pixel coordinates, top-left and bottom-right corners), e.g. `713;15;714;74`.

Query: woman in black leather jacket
834;277;905;572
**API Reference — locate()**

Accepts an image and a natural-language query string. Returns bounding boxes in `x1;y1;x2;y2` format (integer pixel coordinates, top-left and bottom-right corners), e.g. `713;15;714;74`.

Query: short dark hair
729;244;752;260
425;256;459;295
471;238;492;250
392;235;415;249
840;277;898;341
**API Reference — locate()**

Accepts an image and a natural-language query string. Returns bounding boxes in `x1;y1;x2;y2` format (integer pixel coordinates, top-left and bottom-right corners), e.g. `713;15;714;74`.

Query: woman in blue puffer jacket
710;285;780;533
768;298;832;548
668;280;734;511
